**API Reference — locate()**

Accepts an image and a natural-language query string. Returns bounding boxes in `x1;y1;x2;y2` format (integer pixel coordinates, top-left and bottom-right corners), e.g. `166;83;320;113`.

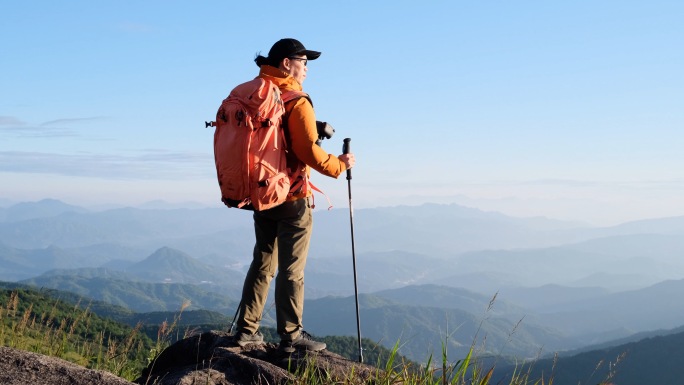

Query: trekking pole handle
343;138;352;180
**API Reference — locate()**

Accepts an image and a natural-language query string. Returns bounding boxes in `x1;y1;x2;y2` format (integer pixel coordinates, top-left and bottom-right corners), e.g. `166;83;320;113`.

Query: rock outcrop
0;346;136;385
135;330;379;385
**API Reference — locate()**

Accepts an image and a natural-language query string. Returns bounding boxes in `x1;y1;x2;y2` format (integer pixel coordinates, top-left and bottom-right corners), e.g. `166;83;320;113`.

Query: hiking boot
234;331;264;347
279;330;326;353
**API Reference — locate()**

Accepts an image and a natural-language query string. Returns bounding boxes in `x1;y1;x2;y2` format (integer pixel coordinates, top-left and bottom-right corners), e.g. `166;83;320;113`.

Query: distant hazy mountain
0;200;595;257
125;246;244;288
563;233;684;263
534;279;684;336
14;246;246;299
19;275;239;314
305;250;448;296
137;199;212;210
311;203;598;258
603;215;684;235
0;243;135;281
0;198;89;222
496;325;684;385
501;284;611;310
35;267;142;281
4;199;684;297
304;292;571;362
432;241;684;292
0;205;252;251
371;284;529;320
303;283;684;361
309;237;684;299
0;242;150;281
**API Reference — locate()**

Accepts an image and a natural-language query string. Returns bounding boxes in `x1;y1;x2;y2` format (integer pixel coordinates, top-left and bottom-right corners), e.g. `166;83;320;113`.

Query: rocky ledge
0;346;136;385
136;330;378;385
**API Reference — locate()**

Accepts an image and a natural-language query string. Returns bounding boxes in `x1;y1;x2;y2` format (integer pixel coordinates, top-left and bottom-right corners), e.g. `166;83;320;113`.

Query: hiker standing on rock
234;38;355;352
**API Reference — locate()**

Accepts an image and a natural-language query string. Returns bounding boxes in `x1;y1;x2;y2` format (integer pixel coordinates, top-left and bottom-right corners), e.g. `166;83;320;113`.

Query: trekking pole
228;300;241;335
343;137;363;363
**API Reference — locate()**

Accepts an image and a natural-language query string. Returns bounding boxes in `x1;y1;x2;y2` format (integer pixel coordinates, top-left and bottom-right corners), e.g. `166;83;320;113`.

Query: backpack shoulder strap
279;91;332;210
280;90;311;129
282;90;311;107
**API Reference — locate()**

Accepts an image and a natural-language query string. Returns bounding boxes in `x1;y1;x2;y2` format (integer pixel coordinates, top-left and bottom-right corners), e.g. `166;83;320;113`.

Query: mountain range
3;198;684;363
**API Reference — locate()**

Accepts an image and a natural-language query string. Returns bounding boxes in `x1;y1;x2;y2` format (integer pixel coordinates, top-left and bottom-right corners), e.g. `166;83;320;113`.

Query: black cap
256;38;321;67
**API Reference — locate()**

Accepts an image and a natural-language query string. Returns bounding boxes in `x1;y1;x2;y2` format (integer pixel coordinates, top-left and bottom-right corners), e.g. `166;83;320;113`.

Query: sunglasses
288;57;308;66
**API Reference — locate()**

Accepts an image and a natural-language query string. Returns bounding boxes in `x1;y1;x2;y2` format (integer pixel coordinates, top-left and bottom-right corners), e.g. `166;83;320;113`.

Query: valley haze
2;197;684;363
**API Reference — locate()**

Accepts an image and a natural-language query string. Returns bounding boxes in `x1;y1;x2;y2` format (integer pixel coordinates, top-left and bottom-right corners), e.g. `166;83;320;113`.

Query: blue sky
1;1;683;225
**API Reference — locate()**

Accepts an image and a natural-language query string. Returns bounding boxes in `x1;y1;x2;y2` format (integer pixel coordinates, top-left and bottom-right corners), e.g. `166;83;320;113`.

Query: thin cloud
517;178;684;189
40;117;106;126
517;178;600;187
0;150;214;180
0;116;26;126
0;116;107;138
0;126;78;138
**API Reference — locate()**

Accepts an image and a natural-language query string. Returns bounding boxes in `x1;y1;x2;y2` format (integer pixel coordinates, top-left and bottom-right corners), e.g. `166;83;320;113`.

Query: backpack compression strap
310;180;333;210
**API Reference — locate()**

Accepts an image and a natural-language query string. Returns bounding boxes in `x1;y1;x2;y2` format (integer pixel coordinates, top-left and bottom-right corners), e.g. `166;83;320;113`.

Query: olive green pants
236;198;312;340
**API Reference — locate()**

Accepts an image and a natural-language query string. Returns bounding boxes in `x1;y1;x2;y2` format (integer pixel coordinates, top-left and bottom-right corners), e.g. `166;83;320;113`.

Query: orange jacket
257;65;347;198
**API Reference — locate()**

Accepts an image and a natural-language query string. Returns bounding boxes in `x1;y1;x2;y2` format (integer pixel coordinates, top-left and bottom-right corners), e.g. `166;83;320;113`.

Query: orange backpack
211;78;308;211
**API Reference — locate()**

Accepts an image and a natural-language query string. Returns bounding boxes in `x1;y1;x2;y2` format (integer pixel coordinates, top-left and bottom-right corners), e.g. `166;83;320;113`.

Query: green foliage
0;287;154;380
320;335;410;368
285;337;544;385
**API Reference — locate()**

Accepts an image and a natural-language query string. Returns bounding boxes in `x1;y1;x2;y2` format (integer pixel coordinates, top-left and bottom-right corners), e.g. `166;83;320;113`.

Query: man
234;38;355;353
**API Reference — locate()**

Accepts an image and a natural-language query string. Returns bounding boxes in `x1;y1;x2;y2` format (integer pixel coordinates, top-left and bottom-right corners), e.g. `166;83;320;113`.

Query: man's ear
280;58;292;71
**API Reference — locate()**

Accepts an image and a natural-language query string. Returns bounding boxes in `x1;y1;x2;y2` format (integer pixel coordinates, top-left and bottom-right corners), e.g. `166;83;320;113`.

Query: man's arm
287;98;348;178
